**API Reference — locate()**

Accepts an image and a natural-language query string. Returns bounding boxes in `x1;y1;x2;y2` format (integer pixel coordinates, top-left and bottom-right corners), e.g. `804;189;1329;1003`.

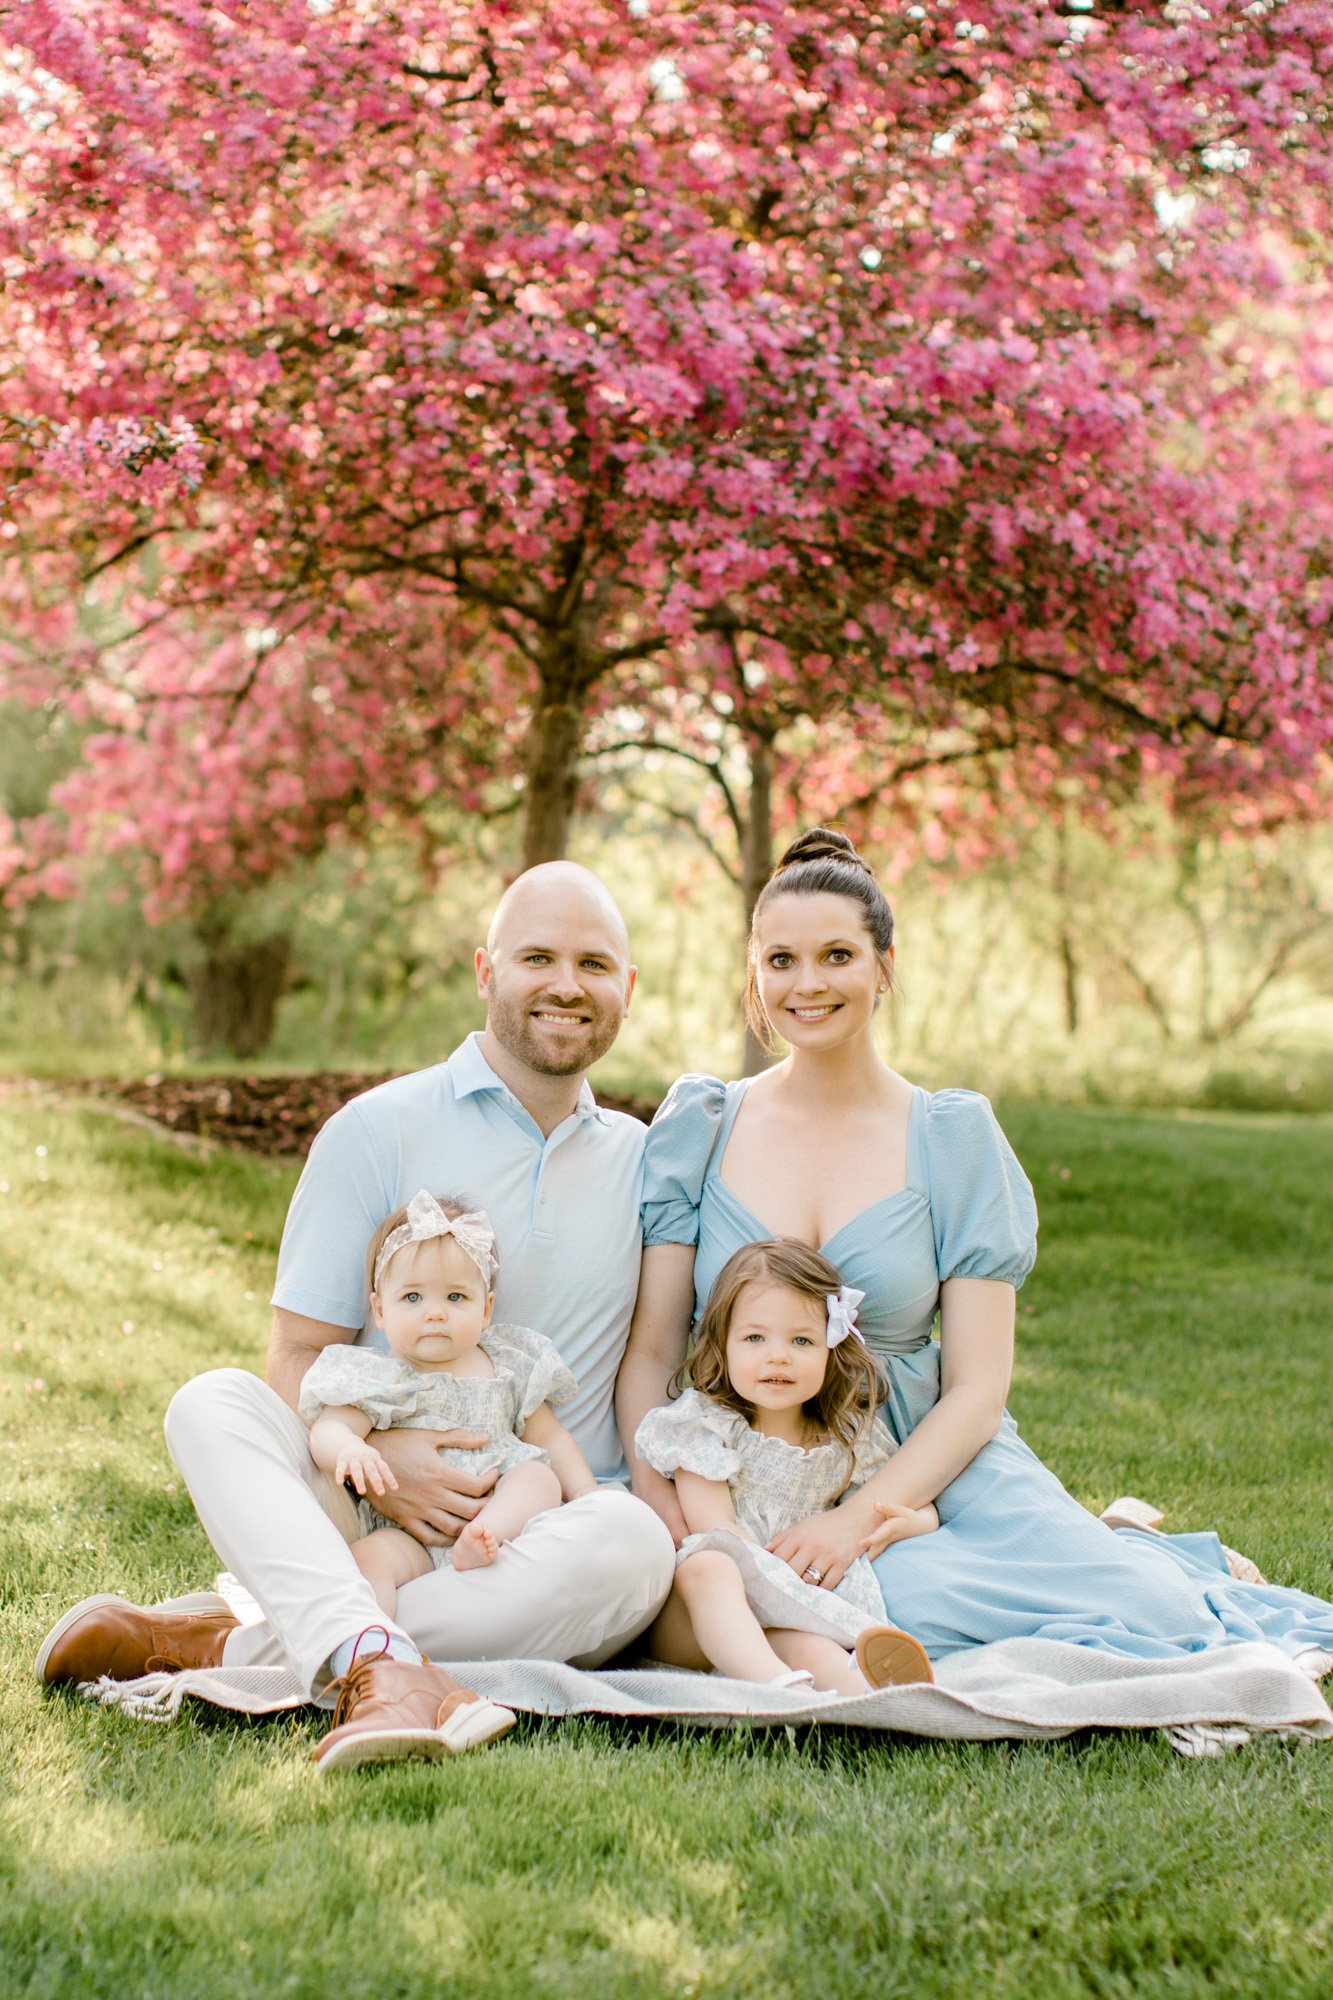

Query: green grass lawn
1;1083;1330;2000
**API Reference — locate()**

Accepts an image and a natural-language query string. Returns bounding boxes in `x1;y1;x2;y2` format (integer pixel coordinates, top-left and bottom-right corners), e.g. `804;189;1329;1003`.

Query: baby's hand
859;1500;939;1558
335;1437;398;1498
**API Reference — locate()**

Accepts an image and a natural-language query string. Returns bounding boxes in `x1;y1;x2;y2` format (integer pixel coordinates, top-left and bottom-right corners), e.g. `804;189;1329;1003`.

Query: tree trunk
1175;837;1214;1041
1054;813;1079;1035
740;729;775;1077
187;918;291;1058
521;686;586;869
517;613;609;868
1059;926;1080;1036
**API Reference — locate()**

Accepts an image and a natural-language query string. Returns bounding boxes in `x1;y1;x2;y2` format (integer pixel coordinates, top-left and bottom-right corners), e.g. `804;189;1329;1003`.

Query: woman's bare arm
856;1274;1014;1508
614;1242;697;1542
767;1277;1014;1586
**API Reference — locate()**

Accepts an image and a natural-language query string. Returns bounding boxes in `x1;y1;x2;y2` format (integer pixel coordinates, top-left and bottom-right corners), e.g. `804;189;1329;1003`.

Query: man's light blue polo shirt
272;1033;646;1482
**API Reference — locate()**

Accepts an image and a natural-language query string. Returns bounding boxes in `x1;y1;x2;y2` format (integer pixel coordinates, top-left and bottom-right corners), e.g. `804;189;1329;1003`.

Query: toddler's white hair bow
825;1285;866;1348
373;1189;498;1295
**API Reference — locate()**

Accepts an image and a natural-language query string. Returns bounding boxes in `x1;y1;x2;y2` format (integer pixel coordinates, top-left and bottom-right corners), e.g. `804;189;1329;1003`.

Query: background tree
2;1;1332;1064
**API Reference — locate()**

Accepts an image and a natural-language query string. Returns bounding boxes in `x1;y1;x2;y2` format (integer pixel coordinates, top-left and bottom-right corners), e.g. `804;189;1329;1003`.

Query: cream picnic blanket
78;1590;1333;1759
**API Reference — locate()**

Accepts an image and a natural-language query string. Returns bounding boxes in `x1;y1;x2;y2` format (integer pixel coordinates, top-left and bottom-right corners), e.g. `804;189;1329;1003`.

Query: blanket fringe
79;1671;190;1721
1167;1720;1326;1757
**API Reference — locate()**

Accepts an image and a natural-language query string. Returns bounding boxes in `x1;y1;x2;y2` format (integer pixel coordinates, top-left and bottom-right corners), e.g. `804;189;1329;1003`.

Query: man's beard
486;989;622;1077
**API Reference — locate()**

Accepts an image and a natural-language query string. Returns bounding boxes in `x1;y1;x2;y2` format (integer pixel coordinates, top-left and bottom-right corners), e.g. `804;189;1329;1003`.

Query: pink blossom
0;0;1329;905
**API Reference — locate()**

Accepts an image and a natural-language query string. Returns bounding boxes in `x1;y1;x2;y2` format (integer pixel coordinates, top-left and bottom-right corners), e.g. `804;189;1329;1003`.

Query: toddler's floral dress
300;1323;574;1569
636;1386;901;1647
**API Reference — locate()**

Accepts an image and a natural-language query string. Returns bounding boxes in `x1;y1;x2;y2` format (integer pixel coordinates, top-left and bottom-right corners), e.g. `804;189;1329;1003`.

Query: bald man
38;865;675;1767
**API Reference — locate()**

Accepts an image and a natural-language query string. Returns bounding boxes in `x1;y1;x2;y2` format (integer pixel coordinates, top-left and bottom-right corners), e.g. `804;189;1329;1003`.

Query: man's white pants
165;1368;675;1700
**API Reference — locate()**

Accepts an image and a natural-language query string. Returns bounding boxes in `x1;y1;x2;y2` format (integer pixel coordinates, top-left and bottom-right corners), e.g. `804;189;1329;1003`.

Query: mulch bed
68;1071;660;1157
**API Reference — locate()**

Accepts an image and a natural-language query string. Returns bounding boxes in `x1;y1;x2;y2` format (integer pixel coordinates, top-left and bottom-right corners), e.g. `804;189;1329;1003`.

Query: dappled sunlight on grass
6;1784;168;1879
573;1909;714;1994
2;1094;1331;1998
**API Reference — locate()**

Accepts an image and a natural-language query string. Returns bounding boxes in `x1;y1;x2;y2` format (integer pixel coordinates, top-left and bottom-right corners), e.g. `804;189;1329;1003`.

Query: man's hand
334;1436;398;1499
372;1428;500;1546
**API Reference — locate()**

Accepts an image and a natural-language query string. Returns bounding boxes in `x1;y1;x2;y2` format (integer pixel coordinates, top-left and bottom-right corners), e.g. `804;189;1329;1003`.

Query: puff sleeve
486;1324;578;1421
640;1074;729;1247
635;1389;747;1481
298;1349;423;1431
920;1089;1038;1287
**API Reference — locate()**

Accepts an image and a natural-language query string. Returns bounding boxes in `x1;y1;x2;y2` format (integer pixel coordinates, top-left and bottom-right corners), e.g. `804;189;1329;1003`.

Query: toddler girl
300;1189;596;1615
635;1238;938;1695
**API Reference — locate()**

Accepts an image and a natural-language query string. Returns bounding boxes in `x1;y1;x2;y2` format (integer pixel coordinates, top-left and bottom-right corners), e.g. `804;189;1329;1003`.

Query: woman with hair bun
617;828;1333;1666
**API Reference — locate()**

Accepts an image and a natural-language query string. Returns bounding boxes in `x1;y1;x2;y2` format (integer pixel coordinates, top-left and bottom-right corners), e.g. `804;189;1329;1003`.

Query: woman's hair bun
775;827;873;877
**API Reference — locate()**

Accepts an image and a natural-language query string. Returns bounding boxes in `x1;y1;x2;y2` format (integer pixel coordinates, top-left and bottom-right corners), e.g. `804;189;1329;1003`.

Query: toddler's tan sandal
854;1625;934;1687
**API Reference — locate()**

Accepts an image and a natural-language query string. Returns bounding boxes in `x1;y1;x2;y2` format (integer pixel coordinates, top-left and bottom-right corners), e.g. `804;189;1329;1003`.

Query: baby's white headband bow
372;1189;498;1296
825;1285;866;1348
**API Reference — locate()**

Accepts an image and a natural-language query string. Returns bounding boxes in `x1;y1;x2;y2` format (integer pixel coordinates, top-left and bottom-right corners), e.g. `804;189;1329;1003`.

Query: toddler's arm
674;1468;752;1540
520;1403;598;1500
859;1498;939;1558
307;1403;398;1499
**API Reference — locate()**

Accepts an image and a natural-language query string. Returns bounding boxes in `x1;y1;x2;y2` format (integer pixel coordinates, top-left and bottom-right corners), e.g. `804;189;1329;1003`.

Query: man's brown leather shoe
35;1594;240;1686
314;1651;517;1771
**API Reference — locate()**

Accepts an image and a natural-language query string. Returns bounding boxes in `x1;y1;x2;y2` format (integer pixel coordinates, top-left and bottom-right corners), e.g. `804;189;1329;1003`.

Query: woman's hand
859;1499;939;1559
334;1435;397;1498
767;1509;869;1592
372;1428;499;1546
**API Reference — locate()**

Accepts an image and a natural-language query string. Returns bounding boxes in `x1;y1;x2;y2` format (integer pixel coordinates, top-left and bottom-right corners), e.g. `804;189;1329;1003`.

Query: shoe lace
329;1626;393;1729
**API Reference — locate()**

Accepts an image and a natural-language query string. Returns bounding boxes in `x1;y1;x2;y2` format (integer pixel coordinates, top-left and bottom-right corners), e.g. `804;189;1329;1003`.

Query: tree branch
614;784;741;888
830;741;1007;820
80;533;160;584
586;734;744;847
597;631;672;669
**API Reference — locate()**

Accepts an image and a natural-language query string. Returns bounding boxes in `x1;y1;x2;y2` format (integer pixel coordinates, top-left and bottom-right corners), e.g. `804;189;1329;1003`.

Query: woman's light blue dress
642;1075;1333;1662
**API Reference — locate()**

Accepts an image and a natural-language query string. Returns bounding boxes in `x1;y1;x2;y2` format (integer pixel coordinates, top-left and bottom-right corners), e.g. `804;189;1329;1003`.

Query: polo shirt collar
449;1032;607;1124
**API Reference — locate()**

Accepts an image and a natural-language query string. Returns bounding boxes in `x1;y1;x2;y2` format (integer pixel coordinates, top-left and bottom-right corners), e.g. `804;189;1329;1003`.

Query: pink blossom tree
2;0;1331;1009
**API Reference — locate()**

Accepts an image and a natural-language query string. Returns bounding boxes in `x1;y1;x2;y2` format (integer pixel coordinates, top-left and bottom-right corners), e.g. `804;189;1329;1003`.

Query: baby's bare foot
451;1521;500;1571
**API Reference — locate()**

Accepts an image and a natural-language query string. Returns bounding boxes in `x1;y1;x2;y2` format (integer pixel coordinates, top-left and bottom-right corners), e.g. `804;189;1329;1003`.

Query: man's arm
268;1307;356;1411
